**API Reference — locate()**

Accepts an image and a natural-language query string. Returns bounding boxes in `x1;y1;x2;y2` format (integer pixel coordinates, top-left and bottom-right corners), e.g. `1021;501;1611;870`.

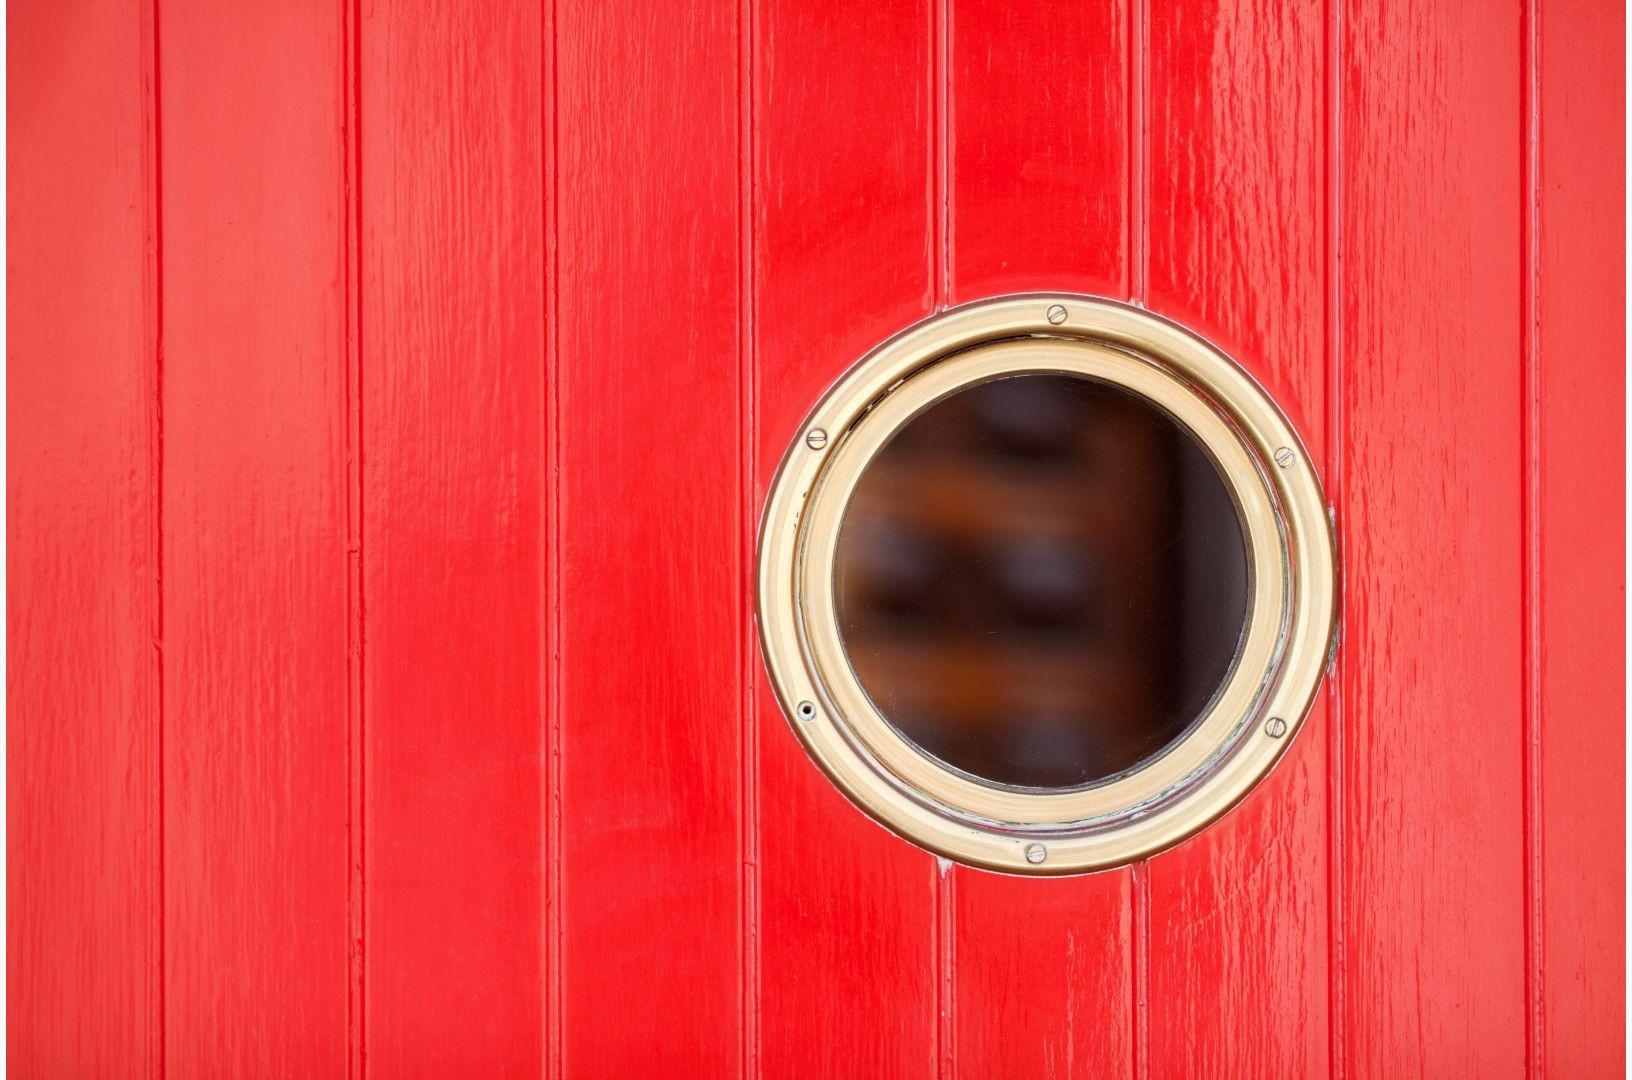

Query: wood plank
554;1;742;1073
1340;2;1525;1073
948;0;1128;302
7;0;160;1073
753;1;939;1073
158;0;350;1072
1143;1;1330;1075
1536;0;1625;1073
951;876;1132;1077
945;1;1134;1075
359;0;546;1074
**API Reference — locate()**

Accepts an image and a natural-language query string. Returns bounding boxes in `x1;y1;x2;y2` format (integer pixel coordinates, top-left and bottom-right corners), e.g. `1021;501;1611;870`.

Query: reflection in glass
834;373;1250;790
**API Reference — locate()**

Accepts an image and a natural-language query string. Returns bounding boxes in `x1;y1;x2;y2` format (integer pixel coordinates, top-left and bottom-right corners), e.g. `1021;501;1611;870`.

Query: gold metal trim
756;295;1337;875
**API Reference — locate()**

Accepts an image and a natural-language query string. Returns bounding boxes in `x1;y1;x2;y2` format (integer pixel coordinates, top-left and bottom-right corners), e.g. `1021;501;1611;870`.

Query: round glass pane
834;372;1251;790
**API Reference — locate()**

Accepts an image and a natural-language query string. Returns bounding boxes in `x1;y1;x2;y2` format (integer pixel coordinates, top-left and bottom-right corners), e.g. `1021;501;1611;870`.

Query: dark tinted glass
834;373;1250;790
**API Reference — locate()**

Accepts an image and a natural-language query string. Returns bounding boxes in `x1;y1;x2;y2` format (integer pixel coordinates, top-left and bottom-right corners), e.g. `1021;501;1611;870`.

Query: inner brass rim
757;295;1336;874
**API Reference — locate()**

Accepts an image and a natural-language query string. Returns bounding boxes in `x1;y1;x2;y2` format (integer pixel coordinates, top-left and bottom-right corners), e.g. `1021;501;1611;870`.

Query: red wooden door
8;0;1623;1076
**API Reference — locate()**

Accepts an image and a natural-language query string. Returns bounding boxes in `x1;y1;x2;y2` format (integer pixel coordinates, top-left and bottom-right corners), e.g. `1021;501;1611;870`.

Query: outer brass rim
756;295;1337;875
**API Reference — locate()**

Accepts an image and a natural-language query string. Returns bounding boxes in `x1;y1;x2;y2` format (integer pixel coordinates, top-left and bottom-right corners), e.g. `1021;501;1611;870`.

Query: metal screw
806;428;829;451
1024;843;1047;865
1045;304;1068;325
796;700;817;722
1274;447;1296;469
1265;717;1288;738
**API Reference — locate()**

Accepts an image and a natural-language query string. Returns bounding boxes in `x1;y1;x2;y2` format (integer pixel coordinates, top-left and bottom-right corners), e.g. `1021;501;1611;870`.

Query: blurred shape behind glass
835;373;1250;789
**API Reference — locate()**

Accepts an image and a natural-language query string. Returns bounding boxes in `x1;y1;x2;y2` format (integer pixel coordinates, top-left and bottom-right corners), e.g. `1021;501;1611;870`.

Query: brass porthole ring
756;295;1337;875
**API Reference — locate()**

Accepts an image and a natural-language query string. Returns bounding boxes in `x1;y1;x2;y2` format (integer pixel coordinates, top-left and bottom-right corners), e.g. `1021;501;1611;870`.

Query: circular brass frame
756;295;1337;875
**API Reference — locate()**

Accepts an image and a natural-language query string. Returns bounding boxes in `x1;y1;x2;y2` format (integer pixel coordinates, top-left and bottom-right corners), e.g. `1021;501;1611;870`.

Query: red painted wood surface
1537;3;1626;1076
1341;2;1528;1074
556;1;742;1073
359;0;544;1074
158;0;351;1073
8;0;1623;1075
9;0;159;1073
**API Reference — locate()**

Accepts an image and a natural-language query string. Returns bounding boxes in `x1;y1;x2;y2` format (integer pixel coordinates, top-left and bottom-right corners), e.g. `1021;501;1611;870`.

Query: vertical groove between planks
1521;0;1544;1072
1126;0;1147;306
143;0;167;1069
932;0;954;1073
937;864;956;1079
1131;866;1149;1080
344;0;366;1072
545;0;564;1071
1127;1;1149;1075
1324;0;1347;1076
738;0;761;1073
934;0;951;311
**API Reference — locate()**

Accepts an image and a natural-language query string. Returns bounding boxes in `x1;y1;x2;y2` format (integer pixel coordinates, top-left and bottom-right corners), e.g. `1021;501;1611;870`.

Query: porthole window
834;372;1251;791
757;296;1336;874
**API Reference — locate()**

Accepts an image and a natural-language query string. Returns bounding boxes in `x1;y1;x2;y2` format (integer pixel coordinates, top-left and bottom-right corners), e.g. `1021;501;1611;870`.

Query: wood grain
1536;0;1625;1074
555;1;743;1073
752;2;940;1074
1143;0;1330;1074
158;0;350;1072
7;0;160;1072
945;2;1135;1076
1340;1;1527;1073
947;0;1127;303
359;0;546;1073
